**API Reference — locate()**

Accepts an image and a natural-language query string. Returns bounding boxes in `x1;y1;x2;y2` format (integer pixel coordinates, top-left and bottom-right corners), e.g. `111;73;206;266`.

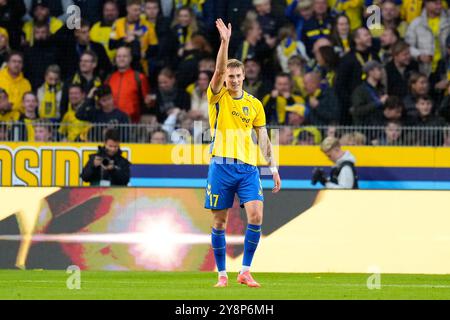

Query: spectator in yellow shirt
23;0;63;47
0;52;32;114
110;0;158;75
329;0;363;31
90;0;120;63
59;84;92;142
0;88;19;122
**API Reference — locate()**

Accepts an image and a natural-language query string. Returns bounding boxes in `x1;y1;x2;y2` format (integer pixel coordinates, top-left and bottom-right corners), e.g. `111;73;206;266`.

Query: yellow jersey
110;17;158;74
208;86;266;166
90;22;116;62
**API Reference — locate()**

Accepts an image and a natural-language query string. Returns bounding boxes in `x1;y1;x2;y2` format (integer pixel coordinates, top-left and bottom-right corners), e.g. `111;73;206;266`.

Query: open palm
216;19;232;42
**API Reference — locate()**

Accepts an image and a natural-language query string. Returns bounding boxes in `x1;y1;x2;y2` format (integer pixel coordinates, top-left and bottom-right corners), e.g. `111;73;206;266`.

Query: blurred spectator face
75;26;91;45
254;1;271;15
116;47;132;70
140;114;157;126
181;118;193;130
312;38;332;61
199;59;215;72
288;57;304;75
103;1;119;24
158;74;176;92
105;139;120;157
304;73;320;95
287;112;305;126
426;0;442;16
34;126;52;142
412;76;429;96
247;21;262;41
0;126;8;141
381;1;397;22
0;33;8;50
336;15;350;36
313;0;328;15
7;54;23;76
299;7;314;20
151;131;167;144
244;59;261;81
394;47;411;67
178;9;192;27
315;47;325;66
0;91;10;111
197;72;210;91
385;122;401;142
34;25;50;41
79;53;97;74
275;75;292;95
33;5;50;23
368;67;383;82
99;94;115;112
23;93;38;113
68;87;85;108
278;127;293;145
416;98;432;117
326;125;337;138
380;28;397;48
145;1;159;20
384;106;403;120
127;4;142;22
45;71;59;86
355;28;372;50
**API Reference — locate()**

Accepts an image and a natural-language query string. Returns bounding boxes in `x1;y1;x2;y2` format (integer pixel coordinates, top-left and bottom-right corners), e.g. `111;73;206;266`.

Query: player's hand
309;97;319;108
94;156;102;168
272;172;281;193
216;19;231;42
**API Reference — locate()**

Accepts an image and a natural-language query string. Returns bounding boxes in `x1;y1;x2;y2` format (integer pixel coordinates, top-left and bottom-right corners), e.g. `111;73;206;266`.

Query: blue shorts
204;157;264;210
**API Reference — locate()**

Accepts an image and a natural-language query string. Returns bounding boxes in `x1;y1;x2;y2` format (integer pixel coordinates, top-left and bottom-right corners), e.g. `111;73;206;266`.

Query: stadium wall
1;142;450;189
0;187;449;274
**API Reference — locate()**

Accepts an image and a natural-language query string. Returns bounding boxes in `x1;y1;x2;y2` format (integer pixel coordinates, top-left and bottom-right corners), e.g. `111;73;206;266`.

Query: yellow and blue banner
1;143;450;189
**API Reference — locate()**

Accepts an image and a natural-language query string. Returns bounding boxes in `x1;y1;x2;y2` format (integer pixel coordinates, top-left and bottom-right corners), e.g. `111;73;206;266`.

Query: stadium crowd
0;0;449;146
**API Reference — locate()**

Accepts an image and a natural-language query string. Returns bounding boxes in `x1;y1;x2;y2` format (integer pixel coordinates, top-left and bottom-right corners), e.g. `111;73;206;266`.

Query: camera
96;154;112;167
102;157;112;166
311;168;327;186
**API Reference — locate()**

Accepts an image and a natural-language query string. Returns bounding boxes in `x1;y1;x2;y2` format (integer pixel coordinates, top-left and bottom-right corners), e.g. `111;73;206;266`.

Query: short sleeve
253;99;266;127
207;85;227;105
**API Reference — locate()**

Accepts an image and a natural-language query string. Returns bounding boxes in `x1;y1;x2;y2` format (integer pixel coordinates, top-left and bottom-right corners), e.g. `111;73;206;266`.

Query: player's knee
213;220;227;230
247;212;263;225
213;215;228;230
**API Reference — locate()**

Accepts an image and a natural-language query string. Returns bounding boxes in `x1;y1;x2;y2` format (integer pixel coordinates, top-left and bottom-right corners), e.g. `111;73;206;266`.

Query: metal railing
1;121;449;146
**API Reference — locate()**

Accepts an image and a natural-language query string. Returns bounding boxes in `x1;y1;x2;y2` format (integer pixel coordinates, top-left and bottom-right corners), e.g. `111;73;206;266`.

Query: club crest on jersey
242;106;249;116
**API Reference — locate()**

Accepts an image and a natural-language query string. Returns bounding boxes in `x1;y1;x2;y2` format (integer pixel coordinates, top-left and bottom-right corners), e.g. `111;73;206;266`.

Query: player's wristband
270;166;278;174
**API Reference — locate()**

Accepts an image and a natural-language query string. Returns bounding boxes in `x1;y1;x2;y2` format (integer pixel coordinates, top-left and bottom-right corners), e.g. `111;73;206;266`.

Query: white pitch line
1;280;450;289
0;233;245;245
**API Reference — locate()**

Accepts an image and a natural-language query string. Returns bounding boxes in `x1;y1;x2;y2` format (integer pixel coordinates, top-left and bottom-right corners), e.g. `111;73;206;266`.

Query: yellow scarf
174;0;205;14
72;73;102;88
39;83;61;119
356;52;373;80
282;38;298;57
428;16;441;73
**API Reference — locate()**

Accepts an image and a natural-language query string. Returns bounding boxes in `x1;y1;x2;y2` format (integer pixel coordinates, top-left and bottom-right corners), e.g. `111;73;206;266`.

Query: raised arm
255;126;281;193
210;19;232;94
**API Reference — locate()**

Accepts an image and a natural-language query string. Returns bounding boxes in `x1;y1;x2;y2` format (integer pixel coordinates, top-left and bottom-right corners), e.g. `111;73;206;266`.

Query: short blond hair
227;59;245;72
321;137;340;153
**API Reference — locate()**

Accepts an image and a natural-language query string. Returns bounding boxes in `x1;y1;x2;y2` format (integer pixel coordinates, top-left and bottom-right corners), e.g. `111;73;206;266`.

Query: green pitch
0;270;449;300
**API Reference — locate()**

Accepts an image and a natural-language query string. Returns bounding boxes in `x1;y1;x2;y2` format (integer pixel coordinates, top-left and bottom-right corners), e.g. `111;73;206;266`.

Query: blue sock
211;228;226;272
242;224;261;268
